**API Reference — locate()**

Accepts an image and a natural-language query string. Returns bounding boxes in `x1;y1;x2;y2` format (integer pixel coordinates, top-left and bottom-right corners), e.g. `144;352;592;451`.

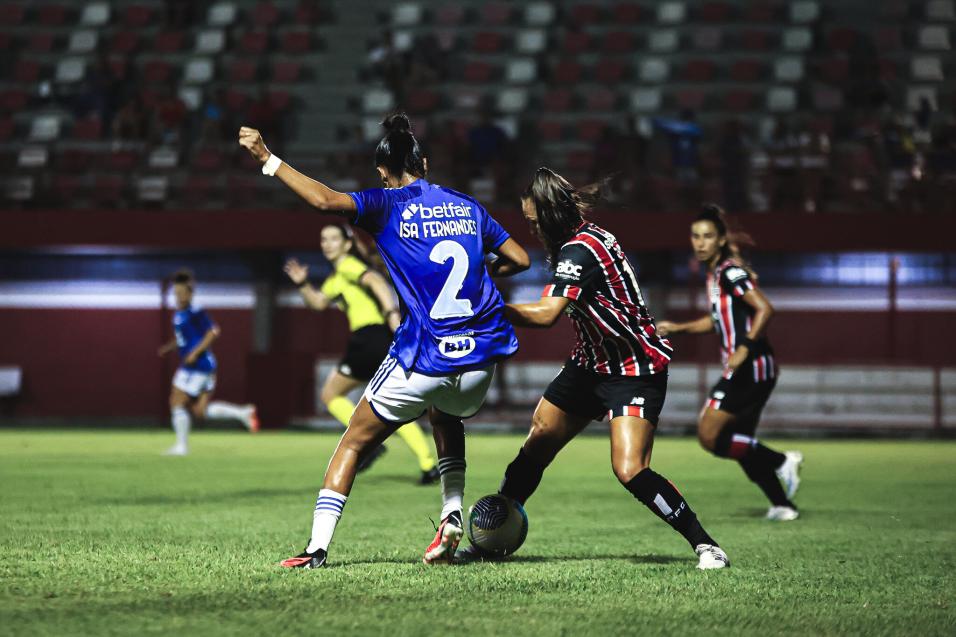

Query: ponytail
375;112;426;179
697;203;756;273
523;167;602;267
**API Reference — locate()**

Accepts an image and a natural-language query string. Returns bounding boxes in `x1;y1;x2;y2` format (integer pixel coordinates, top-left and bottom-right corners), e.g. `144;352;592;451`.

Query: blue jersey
348;179;518;375
173;305;217;372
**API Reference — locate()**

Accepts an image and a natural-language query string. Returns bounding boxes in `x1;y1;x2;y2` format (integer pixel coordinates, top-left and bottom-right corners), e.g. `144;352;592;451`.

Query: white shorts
363;357;496;424
173;369;216;398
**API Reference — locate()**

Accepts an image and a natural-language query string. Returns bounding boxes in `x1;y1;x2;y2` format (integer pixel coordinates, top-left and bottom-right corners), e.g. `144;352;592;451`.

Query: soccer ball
466;494;528;557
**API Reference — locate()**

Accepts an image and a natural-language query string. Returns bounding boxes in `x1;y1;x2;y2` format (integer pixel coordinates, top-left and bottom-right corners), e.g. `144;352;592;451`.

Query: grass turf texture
1;431;954;637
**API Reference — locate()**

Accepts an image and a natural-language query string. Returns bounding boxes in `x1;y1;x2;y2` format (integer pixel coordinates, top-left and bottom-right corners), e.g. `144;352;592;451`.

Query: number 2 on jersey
429;240;474;319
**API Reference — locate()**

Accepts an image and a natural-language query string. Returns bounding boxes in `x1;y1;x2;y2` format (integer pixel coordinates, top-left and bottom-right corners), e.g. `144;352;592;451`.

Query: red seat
59;149;94;172
111;31;140;54
93;175;125;203
570;4;603;24
123;5;153;27
612;3;644;23
154;31;185;53
472;32;504;53
463;62;494;83
108;57;127;79
272;61;302;83
407;90;441;115
595;59;627;83
229;60;257;83
268;90;291;112
54;175;83;202
683;60;716;82
821;58;849;83
73;116;102;140
742;2;777;22
537;120;564;142
225;89;251;111
193;149;224;170
874;27;902;51
108;150;139;171
827;28;857;51
562;31;591;54
730;59;763;82
543;88;573;112
0;117;14;141
567;150;594;172
0;89;28;113
294;1;323;24
27;33;55;53
699;2;733;21
14;61;40;83
481;3;512;25
181;175;217;202
577;120;606;143
602;31;633;54
676;90;706;110
724;90;755;112
240;31;269;54
740;30;773;51
0;3;25;25
553;60;582;84
0;32;11;53
143;60;173;84
281;30;311;54
878;58;898;81
435;6;466;25
37;4;69;25
252;2;279;26
584;87;616;111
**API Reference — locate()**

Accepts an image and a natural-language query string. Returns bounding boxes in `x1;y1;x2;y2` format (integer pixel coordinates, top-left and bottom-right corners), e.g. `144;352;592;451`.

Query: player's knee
190;404;206;420
612;456;648;484
319;386;339;406
698;428;719;452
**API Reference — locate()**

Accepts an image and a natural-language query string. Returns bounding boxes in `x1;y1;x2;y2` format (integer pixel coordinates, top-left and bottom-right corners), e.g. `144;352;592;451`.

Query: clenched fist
238;126;271;163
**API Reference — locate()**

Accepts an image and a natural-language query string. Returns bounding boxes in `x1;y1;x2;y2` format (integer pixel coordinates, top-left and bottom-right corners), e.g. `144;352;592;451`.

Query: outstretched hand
284;258;309;286
238;126;271;163
656;321;677;337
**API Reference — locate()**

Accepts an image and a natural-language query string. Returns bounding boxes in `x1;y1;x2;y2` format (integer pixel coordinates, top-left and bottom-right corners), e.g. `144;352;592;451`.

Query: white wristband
261;154;282;176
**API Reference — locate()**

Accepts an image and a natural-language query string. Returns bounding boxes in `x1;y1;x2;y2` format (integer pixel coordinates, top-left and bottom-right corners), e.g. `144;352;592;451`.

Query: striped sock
306;489;347;553
437;456;466;521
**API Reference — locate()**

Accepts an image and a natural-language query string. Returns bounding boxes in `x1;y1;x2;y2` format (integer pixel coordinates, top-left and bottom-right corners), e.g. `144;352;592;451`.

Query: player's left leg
165;384;193;456
197;377;258;432
424;408;467;564
610;416;729;570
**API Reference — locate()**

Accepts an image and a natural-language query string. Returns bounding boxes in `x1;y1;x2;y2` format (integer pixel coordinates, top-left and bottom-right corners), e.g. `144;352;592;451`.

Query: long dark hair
522;167;599;266
696;203;756;271
324;222;387;274
374;112;426;179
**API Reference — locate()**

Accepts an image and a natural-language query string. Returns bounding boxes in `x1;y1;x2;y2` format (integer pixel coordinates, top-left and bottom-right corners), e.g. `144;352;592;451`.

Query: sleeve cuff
732;281;755;297
347;192;364;219
543;283;583;301
490;232;510;250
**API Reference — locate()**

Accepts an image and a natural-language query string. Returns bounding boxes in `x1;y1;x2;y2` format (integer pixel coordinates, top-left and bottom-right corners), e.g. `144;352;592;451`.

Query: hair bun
382;112;412;134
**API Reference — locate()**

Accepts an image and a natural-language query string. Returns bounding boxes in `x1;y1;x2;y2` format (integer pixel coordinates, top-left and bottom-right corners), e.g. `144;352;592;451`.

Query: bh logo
438;335;476;359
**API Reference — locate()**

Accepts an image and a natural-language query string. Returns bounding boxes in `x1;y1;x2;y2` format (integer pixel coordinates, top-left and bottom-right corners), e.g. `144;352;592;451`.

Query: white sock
437;457;466;521
172;406;190;447
307;489;347;553
206;401;251;425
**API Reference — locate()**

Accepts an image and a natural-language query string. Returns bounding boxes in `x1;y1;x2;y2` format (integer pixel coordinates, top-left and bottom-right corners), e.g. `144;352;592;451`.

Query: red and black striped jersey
708;259;777;380
542;222;673;376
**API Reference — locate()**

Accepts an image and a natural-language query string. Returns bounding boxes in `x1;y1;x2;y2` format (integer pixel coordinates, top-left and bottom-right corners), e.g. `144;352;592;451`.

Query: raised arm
504;296;570;328
238;127;356;212
360;269;401;332
657;315;713;337
488;238;531;278
284;258;332;311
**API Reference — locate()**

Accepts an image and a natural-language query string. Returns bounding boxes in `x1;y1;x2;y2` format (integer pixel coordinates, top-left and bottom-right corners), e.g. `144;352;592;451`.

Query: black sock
739;456;793;508
499;448;546;505
713;429;786;468
624;468;717;549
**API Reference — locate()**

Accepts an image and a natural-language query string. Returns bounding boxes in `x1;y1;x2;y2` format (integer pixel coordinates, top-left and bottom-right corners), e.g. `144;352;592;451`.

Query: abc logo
555;260;582;279
438;336;476;359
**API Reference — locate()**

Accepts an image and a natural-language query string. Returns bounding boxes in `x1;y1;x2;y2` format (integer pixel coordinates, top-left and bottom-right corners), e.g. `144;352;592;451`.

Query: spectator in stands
467;105;509;175
408;34;445;85
653;110;702;184
766;117;801;211
70;55;119;130
199;88;230;144
153;85;187;145
879;115;917;206
367;29;406;106
113;95;147;141
717;119;750;213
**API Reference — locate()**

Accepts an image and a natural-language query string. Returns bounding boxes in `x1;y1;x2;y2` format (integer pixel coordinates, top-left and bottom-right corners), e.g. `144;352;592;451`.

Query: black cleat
356;444;388;473
280;547;327;569
418;466;440;485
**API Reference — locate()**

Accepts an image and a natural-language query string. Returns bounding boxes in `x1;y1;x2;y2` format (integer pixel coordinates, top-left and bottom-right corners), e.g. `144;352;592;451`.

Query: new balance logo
630;397;645;406
400;201;473;221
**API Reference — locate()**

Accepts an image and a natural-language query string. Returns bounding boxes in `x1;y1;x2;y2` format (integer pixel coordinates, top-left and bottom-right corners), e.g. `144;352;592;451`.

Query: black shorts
339;324;392;381
543;360;668;425
706;369;777;433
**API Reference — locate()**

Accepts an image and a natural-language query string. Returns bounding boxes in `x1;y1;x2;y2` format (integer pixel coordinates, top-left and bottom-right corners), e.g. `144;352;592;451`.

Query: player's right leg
424;408;466;564
164;373;195;456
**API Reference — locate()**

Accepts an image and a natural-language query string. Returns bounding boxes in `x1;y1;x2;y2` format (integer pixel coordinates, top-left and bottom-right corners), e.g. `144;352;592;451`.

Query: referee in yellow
284;223;439;484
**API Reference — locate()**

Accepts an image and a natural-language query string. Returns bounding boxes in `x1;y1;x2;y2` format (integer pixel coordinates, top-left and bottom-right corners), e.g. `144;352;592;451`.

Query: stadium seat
252;2;280;25
463;61;494;83
821;57;849;83
912;57;944;81
53;174;83;203
676;89;706;110
740;30;773;51
14;61;41;83
812;86;843;111
178;87;202;110
875;27;902;51
473;32;505;53
0;89;28;113
80;2;110;26
783;28;813;51
790;2;820;23
767;87;797;111
516;30;546;54
543;88;573;111
0;117;14;141
92;175;125;205
482;3;513;25
630;88;662;112
562;31;591;54
37;4;69;26
58;149;94;172
143;60;173;84
393;31;413;52
435;6;465;26
919;26;951;50
0;3;25;25
878;58;898;81
363;89;394;113
111;31;140;55
55;58;86;84
596;59;627;83
192;148;224;171
281;31;312;54
108;150;139;171
497;88;528;114
692;27;722;50
570;4;603;24
584;87;616;111
392;3;422;26
72;116;102;140
154;31;186;53
29;116;60;142
612;3;644;23
68;31;98;54
827;28;858;52
294;0;323;24
123;5;153;27
224;89;250;111
406;89;441;114
731;59;764;81
699;2;732;22
5;177;34;202
926;0;955;20
525;2;555;26
229;59;257;82
567;149;594;172
577;120;606;143
17;146;49;169
683;59;716;82
184;59;215;84
604;31;635;53
774;57;804;82
537;120;563;142
272;61;301;83
137;176;169;203
506;59;537;84
907;86;937;110
724;89;756;112
657;2;686;24
639;59;670;82
208;2;237;26
148;147;179;169
181;175;218;204
196;30;225;54
240;31;269;54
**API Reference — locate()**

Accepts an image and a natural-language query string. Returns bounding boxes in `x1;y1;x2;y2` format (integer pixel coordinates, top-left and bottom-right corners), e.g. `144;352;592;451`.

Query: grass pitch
1;430;954;636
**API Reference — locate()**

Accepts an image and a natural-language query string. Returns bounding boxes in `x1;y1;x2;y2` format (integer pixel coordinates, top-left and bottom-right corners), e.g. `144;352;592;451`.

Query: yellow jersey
319;255;385;332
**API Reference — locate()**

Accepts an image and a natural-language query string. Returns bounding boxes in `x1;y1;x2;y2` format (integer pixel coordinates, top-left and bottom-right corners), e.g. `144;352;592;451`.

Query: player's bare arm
657;315;713;337
284;258;332;311
727;288;775;370
238;127;356;213
185;326;220;365
157;337;177;357
488;238;531;277
359;269;401;332
504;296;570;328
